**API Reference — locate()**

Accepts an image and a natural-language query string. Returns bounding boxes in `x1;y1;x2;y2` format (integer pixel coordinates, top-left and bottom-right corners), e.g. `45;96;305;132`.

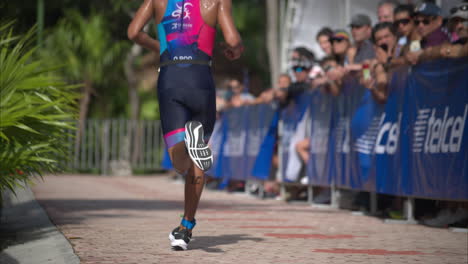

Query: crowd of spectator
202;0;468;228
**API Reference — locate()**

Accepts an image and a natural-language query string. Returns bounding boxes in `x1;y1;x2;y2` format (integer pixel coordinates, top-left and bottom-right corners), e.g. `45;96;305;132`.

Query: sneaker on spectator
313;188;331;204
422;208;468;228
388;210;404;220
205;179;219;190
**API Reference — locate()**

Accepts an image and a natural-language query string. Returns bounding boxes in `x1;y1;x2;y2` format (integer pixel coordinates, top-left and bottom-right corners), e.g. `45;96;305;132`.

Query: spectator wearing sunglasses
393;4;416;56
413;2;449;48
280;55;314;107
448;3;468;44
327;30;351;84
288;46;316;82
330;30;351;66
405;2;450;65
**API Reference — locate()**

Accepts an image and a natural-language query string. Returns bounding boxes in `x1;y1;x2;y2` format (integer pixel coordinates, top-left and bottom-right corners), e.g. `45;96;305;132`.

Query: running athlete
128;0;243;250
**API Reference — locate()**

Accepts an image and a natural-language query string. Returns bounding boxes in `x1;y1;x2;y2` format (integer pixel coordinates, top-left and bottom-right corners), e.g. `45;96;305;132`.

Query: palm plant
0;22;78;194
40;11;127;151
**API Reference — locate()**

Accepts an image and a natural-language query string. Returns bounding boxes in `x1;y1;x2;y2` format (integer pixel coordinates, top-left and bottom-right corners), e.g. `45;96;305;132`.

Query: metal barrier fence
67;119;164;174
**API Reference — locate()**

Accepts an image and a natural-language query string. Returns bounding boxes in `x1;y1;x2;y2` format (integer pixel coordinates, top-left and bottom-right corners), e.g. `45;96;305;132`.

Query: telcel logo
375;113;401;155
413;105;467;153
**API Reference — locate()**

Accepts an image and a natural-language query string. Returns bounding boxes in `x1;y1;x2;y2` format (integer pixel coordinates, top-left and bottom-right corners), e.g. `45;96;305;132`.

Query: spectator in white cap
447;2;468;44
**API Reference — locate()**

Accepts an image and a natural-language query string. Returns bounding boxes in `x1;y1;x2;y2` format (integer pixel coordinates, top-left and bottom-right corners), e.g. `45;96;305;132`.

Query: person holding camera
360;22;398;104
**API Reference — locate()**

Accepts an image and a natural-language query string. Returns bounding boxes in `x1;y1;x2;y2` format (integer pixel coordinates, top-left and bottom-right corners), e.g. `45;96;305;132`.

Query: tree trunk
266;0;280;88
123;18;150;169
74;79;92;167
124;42;143;166
125;44;141;122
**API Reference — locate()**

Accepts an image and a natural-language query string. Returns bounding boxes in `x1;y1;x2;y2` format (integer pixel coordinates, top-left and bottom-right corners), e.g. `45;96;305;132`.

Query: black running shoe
184;121;213;171
169;226;192;250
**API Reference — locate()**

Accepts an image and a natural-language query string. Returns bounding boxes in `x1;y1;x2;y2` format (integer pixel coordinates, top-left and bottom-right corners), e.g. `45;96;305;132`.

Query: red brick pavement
32;175;468;264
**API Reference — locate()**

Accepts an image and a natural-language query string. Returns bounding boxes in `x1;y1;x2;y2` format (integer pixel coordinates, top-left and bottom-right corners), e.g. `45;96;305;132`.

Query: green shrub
0;23;78;194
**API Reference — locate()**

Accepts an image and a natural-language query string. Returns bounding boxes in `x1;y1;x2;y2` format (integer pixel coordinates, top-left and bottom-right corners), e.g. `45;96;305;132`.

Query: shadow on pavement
0;252;20;264
190;234;264;253
0;187;80;264
1;198;62;251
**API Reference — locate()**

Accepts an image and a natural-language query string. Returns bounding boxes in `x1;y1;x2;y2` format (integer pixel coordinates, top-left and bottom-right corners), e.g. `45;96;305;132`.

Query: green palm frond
0;22;78;194
40;11;128;87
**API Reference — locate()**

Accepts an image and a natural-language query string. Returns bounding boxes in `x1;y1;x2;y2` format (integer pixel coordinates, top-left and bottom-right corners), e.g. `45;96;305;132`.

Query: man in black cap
347;14;376;70
413;2;449;48
405;2;450;65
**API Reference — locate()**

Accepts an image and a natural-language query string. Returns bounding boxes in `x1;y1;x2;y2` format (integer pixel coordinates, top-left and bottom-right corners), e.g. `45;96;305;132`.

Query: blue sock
181;218;196;230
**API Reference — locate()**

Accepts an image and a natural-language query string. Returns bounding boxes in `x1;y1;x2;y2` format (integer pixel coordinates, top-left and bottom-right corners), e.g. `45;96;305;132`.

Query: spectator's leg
296;138;310;163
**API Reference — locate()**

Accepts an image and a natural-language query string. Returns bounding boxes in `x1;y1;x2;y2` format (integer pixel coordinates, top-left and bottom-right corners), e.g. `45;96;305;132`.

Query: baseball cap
331;29;350;41
349;14;372;27
414;2;441;17
450;3;468;20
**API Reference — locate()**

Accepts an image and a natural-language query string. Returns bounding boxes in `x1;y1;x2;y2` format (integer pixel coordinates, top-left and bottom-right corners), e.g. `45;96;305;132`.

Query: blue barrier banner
329;93;349;189
206;119;226;178
251;110;280;180
212;104;277;182
403;59;468;200
375;66;409;196
280;92;312;182
245;104;277;180
202;59;468;201
220;107;249;180
349;87;382;192
307;91;334;186
332;77;379;191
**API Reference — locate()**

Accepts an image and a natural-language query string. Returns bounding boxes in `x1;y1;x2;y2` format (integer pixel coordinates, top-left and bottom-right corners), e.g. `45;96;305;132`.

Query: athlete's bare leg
183;164;205;223
168;142;191;174
168;142;205;225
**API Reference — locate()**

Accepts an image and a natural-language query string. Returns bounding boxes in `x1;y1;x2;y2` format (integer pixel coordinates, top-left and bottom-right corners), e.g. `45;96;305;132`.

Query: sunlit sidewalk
29;174;467;264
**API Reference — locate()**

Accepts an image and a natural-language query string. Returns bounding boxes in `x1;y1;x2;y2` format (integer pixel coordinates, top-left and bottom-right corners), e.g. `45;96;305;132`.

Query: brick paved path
32;175;467;264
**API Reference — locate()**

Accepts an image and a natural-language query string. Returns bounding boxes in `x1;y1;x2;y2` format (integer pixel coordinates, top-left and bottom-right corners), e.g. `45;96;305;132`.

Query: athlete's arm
128;0;160;53
217;0;244;60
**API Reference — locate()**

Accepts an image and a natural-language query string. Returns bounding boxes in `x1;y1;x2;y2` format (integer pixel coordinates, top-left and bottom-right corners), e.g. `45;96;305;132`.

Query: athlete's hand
220;42;244;60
